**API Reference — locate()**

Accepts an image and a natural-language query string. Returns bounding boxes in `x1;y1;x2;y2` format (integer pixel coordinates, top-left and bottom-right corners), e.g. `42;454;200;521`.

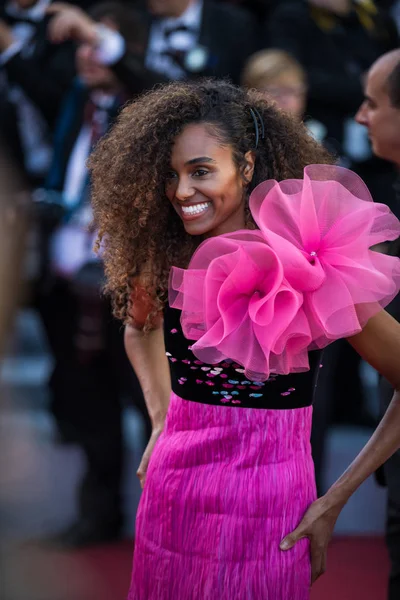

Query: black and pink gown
128;165;400;599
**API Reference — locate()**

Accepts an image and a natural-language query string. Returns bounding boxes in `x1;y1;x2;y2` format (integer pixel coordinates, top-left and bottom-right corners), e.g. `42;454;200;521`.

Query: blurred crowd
1;0;399;554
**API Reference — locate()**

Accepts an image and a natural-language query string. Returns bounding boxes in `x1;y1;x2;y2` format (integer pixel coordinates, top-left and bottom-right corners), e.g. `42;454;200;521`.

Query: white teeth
181;202;210;216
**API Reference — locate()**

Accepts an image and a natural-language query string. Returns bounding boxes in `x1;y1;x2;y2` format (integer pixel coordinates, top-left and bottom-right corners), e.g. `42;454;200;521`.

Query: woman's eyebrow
184;157;216;166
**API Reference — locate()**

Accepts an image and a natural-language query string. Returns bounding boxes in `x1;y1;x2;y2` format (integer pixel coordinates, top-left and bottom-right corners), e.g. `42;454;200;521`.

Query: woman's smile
179;201;212;219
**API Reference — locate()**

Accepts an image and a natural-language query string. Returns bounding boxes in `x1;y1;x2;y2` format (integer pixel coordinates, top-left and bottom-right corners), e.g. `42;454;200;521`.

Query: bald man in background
356;49;400;600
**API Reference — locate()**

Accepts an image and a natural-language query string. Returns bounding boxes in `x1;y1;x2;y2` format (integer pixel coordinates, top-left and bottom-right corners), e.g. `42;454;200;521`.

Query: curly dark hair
88;79;333;327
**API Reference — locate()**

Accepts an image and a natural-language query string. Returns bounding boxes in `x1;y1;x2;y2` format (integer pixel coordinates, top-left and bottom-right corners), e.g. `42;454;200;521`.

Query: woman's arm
281;309;400;582
125;323;171;488
325;310;400;501
124;282;171;487
124;324;171;430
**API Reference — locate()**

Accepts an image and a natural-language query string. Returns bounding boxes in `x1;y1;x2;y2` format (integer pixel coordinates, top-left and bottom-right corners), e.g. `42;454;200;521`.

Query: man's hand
47;2;98;45
0;19;15;52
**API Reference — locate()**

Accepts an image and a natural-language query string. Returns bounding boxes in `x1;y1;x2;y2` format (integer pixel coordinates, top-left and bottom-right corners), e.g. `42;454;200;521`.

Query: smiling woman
88;80;400;600
89;79;331;325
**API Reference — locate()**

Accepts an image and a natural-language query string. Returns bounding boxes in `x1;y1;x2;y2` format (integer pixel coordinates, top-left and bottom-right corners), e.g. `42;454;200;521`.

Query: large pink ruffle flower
250;164;400;347
169;165;400;380
169;231;312;381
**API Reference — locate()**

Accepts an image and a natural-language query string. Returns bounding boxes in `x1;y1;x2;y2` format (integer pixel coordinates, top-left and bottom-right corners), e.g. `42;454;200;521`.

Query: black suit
0;5;76;183
113;0;260;89
0;16;75;128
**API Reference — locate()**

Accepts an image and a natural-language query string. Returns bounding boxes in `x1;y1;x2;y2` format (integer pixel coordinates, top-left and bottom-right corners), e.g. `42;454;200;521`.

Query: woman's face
165;123;254;238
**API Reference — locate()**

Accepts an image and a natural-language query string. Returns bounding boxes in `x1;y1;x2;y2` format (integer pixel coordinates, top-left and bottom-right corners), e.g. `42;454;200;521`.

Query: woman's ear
243;150;256;184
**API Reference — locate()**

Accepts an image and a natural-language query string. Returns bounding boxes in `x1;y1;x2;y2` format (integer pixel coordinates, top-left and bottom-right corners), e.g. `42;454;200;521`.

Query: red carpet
5;536;389;599
72;536;390;600
310;537;389;600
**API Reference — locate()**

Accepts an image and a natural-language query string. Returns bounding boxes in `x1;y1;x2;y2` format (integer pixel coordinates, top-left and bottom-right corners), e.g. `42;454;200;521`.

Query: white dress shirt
145;0;203;80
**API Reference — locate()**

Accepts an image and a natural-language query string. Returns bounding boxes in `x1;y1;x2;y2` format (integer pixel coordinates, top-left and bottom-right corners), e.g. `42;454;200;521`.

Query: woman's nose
175;177;195;201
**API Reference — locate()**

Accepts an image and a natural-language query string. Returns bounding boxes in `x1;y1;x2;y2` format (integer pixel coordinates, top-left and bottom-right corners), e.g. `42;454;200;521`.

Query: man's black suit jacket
0;6;76;180
113;0;260;91
0;8;76;128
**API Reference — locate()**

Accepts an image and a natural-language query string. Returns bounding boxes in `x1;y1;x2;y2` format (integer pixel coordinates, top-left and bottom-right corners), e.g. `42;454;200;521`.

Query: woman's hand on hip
137;425;164;489
279;496;342;584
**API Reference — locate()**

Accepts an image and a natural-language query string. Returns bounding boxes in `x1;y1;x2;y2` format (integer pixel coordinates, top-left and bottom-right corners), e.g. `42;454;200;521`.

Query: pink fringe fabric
128;393;316;599
170;165;400;381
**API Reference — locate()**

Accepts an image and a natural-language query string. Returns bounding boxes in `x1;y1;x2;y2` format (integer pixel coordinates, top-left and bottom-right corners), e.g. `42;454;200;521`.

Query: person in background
242;49;307;119
267;0;398;208
356;48;400;600
47;0;167;96
35;1;158;548
0;0;76;187
142;0;259;83
49;0;260;87
241;48;327;142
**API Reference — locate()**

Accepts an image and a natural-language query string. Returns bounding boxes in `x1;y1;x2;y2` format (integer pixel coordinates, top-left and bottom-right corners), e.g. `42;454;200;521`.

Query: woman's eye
193;169;209;177
165;171;177;181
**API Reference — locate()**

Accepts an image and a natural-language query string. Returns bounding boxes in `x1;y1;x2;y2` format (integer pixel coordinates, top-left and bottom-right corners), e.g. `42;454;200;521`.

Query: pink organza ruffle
169;165;400;381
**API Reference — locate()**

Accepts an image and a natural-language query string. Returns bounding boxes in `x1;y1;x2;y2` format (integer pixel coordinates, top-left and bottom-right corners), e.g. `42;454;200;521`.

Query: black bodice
164;306;323;410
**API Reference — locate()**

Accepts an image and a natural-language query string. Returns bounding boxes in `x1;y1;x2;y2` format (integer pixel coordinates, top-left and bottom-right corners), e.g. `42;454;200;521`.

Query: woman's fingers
136;462;147;489
280;523;306;550
136;429;163;489
281;523;327;585
136;449;151;487
310;536;327;584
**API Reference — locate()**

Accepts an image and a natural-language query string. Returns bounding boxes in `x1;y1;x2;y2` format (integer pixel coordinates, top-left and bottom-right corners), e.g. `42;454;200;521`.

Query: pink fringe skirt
128;393;316;599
